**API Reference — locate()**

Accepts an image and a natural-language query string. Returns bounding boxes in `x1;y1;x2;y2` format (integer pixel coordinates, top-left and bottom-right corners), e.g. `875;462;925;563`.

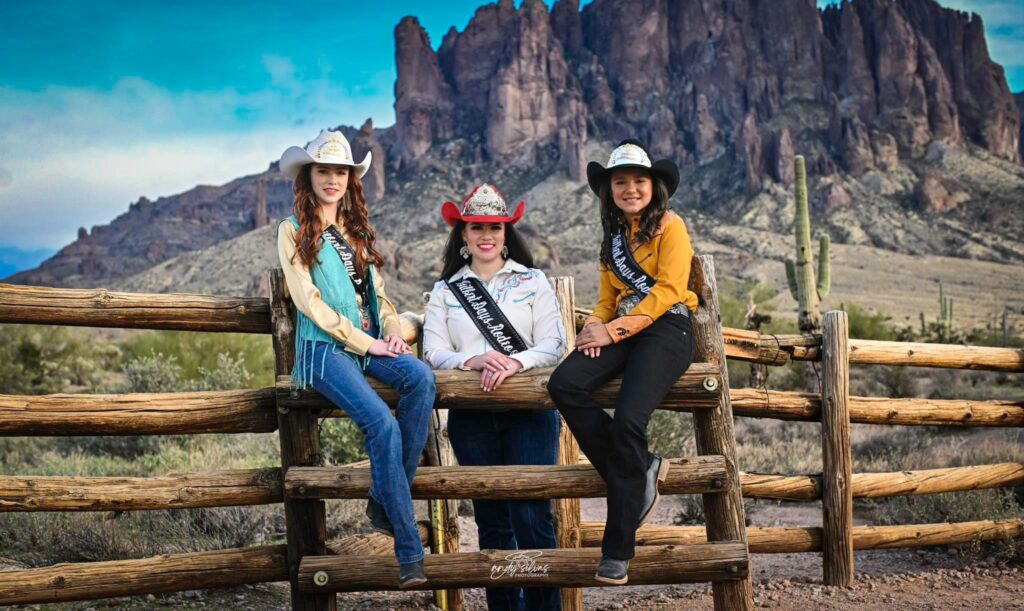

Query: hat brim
280;147;372;180
442;200;525;227
586;159;680;198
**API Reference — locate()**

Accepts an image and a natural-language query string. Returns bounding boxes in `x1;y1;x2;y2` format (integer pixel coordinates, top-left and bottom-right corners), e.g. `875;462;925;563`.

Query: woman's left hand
480;358;523;392
576;323;613;350
385;334;413;355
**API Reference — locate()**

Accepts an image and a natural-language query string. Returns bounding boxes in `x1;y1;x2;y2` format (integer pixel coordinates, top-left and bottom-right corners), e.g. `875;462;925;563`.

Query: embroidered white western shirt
423;260;567;372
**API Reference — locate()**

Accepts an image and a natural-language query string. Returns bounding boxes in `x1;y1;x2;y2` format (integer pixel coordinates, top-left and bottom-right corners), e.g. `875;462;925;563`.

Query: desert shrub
0;505;282;566
320;418;369;465
735;418;822;474
865;488;1022;524
122;350;254;393
0;324;120;394
648;410;696;460
840;303;896;341
120;330;273;387
851;365;919;398
123;351;186;393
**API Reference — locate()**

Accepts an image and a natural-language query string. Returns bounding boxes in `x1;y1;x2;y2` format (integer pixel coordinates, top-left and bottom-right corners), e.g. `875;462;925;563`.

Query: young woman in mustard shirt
548;140;697;585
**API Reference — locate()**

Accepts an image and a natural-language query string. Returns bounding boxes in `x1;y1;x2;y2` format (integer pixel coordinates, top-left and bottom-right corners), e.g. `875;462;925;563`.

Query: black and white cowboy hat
586;139;680;197
280;129;371;180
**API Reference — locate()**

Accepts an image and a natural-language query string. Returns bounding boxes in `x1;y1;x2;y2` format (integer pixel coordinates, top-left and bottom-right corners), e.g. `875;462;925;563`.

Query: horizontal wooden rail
580;519;1024;553
285;456;730;500
278;362;722;413
739;463;1024;501
5;386;1016;438
0;544;288;605
0;283;271;333
0;468;283;512
297;543;748;592
849;339;1024;372
574;307;822;364
0;388;278;436
731;389;1024;427
8;461;1014;513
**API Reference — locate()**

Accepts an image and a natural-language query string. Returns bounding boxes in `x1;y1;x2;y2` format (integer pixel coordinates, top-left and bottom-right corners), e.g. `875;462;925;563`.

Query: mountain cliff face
391;0;1018;176
7;0;1022;293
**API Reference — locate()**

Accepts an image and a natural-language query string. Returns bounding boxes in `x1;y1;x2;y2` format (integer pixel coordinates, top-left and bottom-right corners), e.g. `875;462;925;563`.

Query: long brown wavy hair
291;164;383;276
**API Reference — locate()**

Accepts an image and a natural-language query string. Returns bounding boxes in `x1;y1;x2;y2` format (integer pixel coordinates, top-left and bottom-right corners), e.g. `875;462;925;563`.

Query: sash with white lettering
608;228;655;297
323;226;373;330
447;277;529;355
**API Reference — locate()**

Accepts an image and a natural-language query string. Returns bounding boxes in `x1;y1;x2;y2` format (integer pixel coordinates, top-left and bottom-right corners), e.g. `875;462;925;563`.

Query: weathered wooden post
405;297;465;611
822;310;853;586
551;276;583;611
270;270;336;610
690;255;755;611
424;380;464;609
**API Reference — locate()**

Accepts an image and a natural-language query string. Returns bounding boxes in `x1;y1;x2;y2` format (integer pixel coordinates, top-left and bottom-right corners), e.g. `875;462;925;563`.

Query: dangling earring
459;244;470;260
501;245;509;260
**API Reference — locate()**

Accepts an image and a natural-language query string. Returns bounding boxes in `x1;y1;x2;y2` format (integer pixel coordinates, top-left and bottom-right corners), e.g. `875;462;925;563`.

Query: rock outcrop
9;0;1021;290
388;0;1018;183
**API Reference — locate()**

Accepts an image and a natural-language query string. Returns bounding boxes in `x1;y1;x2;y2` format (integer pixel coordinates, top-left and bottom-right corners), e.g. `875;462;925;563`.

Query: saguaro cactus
785;155;831;333
938;281;954;342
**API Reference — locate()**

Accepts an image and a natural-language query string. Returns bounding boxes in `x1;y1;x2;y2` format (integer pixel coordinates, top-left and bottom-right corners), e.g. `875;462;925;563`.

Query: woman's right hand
463;350;515;373
367;339;400;358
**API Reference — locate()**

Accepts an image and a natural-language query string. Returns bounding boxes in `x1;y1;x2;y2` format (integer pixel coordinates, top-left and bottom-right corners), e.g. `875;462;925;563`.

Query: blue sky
0;0;1020;251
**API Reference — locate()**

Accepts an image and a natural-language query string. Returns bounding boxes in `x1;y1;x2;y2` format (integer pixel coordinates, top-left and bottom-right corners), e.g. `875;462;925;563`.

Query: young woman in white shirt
422;184;565;611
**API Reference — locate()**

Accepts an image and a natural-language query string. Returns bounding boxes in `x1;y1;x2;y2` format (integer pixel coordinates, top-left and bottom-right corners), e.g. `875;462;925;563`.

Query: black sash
609;228;655;296
447;276;529;355
323;226;369;302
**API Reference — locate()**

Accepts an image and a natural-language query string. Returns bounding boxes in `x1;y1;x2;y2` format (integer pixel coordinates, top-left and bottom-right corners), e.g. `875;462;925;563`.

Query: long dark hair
291;165;383;275
439;221;535;281
597;170;672;269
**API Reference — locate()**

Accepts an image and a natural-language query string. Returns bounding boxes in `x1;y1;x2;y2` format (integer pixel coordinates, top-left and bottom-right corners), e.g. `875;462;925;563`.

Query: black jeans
448;409;562;611
548;313;694;560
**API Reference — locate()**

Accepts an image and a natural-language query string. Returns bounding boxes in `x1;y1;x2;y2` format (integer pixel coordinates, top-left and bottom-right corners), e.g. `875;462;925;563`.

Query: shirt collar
450;259;529;282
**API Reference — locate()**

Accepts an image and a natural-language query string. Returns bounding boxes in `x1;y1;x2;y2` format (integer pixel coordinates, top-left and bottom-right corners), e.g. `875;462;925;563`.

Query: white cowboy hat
586;139;680;197
279;129;371;180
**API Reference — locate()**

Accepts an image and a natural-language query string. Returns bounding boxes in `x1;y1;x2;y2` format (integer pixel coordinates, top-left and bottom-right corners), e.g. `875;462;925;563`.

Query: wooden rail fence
0;262;1021;607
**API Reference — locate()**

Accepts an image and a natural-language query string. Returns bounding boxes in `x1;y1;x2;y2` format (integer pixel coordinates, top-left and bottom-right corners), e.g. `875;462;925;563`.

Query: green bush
122;350;254;393
840;303;896;341
320;418;369;465
0;324;120;394
120;330;274;388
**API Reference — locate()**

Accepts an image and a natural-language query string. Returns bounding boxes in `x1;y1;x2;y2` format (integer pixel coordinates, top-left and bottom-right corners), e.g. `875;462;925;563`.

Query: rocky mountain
1017;92;1024;159
7;0;1024;323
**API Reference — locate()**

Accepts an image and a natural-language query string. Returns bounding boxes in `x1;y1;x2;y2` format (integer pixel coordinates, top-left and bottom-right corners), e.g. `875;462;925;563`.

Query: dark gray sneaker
365;498;394;537
638;453;670;527
398;559;427;589
595;556;629;585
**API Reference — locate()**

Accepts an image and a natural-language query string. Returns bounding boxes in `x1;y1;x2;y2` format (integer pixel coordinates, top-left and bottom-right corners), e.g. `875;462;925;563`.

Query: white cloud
0;76;394;249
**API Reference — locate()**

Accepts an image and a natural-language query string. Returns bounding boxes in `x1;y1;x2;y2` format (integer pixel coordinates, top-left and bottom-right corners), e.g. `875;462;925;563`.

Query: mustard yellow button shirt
584;211;698;342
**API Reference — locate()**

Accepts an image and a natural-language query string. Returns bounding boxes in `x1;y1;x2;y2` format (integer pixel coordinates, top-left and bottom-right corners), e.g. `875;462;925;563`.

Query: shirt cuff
605;315;653;344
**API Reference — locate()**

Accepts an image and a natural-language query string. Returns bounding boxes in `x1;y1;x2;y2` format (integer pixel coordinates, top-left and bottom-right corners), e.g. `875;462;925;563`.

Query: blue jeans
448;408;562;611
303;340;435;565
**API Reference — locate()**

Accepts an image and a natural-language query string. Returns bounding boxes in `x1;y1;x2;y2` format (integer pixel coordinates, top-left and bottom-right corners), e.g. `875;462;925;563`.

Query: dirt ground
10;495;1023;610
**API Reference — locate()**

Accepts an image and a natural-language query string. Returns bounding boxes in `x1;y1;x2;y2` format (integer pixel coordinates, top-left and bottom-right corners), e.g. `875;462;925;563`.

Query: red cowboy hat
441;184;526;227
